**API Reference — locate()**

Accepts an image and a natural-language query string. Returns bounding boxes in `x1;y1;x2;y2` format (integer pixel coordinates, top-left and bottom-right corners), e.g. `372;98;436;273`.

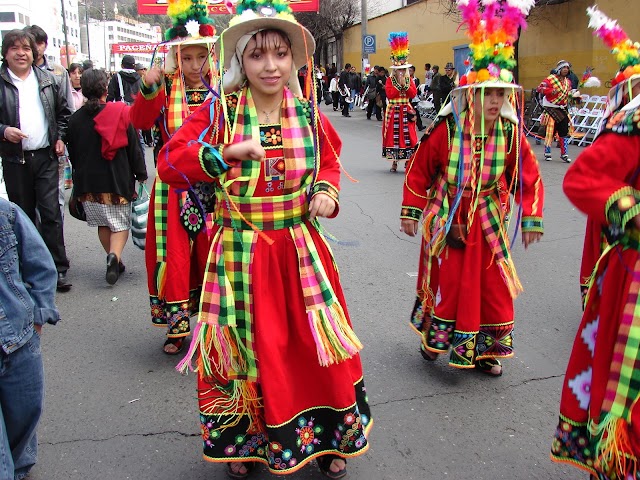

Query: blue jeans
0;333;43;480
350;88;357;110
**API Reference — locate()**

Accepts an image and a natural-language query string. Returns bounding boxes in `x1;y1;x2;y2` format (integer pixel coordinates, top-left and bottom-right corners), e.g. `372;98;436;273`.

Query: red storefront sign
111;43;170;54
137;0;319;15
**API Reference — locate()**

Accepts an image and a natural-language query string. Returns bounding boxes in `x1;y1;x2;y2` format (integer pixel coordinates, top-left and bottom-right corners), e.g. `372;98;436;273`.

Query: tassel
308;303;363;367
176;321;202;373
155;261;167;298
498;258;523;298
589;413;638;478
199;379;264;434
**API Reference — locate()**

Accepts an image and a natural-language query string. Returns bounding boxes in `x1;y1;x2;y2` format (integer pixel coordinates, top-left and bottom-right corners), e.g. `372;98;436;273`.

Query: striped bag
131;182;150;250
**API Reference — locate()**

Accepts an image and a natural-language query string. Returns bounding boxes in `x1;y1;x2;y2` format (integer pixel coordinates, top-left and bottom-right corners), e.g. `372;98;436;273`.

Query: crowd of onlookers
308;61;459;126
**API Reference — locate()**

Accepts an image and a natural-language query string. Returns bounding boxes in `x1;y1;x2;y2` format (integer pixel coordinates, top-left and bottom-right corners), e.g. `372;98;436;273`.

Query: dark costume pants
2;150;69;272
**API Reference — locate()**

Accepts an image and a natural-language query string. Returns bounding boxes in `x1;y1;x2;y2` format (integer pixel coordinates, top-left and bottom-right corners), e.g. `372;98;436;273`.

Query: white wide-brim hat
217;12;315;69
604;74;640;118
439;81;522;125
390;63;412;70
163;36;218;74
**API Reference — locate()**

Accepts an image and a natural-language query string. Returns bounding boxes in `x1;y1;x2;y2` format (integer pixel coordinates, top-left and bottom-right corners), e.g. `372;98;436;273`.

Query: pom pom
500;69;513;82
477;69;490;82
199;24;215;37
466;71;477;84
582;77;601;88
464;59;470;66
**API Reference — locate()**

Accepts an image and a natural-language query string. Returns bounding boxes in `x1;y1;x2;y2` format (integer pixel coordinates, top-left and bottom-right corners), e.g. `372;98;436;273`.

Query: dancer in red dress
383;32;418;172
157;0;371;477
129;0;217;354
401;0;544;377
551;7;640;478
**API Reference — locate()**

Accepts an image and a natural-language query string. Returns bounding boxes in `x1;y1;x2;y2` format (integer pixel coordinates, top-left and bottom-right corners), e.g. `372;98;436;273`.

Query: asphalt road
31;105;587;480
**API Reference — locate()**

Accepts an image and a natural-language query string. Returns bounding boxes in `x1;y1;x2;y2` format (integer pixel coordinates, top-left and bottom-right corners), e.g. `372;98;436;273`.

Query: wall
343;0;640;95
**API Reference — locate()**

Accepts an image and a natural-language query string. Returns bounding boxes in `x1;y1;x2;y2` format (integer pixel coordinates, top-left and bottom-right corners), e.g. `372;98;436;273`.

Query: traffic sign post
363;35;376;55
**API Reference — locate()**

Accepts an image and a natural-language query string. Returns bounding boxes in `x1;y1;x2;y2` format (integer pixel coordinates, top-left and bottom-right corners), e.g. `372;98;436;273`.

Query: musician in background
338;63;352;118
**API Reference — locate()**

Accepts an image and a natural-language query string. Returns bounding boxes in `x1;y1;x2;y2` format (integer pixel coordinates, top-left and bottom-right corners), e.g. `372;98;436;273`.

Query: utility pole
60;0;70;66
361;0;368;72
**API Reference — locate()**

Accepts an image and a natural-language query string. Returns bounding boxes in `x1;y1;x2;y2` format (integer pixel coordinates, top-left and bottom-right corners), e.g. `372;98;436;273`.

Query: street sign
363;35;376;55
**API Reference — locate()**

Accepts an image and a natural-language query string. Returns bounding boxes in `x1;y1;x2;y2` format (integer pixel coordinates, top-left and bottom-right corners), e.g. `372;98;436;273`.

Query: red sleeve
385;77;400;100
508;133;544;231
129;81;166;130
157;98;229;189
563;133;640;224
311;112;343;218
401;121;448;219
537;76;554;97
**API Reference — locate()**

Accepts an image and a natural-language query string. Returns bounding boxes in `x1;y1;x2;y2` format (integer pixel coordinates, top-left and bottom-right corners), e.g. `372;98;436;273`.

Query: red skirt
198;222;371;474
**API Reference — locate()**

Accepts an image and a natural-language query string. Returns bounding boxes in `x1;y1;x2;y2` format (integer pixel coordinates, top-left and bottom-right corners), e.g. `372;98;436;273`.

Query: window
0;12;16;22
25;16;29;25
18;13;23;23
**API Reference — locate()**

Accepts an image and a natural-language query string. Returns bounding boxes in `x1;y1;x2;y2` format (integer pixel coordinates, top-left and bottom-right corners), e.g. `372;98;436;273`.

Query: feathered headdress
389;32;411;69
457;0;535;86
166;0;216;41
587;5;640;86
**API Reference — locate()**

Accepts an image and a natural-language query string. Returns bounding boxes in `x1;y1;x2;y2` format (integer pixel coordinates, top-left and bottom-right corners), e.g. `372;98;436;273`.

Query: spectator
424;62;433;89
409;65;424;130
432;62;456;112
68;62;85;110
133;63;153;147
329;72;340;111
0;197;60;480
134;63;147;79
376;67;389;120
348;65;360;112
82;59;93;71
0;29;72;292
365;66;380;120
106;54;141;104
338;62;352;117
25;25;76;224
66;68;147;285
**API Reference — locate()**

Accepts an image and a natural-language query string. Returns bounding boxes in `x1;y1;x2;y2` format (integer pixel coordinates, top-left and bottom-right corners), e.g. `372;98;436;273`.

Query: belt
23;147;50;157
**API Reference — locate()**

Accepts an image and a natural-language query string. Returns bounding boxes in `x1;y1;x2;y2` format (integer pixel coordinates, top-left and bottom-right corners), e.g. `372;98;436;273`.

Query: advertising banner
111;42;170;54
137;0;319;15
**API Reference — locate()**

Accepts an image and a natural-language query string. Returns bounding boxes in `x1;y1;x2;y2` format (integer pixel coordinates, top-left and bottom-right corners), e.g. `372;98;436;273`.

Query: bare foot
229;462;248;475
329;458;346;473
163;337;184;355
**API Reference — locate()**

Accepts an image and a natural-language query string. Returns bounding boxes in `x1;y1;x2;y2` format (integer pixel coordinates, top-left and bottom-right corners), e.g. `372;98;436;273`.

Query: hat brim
439;81;522;125
163;36;218;74
218;17;315;69
390;64;412;69
605;74;640;118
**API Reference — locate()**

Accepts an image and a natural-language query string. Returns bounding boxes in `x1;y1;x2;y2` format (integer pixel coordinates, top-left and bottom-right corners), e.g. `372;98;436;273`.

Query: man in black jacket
338;63;352;117
107;55;141;104
365;66;380;120
0;29;72;291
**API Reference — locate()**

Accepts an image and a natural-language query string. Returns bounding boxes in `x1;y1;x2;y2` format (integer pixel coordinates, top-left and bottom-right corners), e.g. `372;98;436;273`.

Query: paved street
32;104;587;480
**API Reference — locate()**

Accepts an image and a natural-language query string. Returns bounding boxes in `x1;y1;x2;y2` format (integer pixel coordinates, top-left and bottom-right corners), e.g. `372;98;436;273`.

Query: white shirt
8;67;49;151
329;78;339;92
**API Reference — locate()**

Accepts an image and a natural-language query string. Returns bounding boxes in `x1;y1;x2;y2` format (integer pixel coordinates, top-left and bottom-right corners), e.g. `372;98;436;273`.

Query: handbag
323;91;333;105
131;182;150;250
63;157;73;190
68;189;86;221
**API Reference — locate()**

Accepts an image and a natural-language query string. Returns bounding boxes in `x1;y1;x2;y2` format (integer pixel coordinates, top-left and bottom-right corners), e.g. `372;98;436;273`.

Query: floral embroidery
295;417;323;454
264;128;282;145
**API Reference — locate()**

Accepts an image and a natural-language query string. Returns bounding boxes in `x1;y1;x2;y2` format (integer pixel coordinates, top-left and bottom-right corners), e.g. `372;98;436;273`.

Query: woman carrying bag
66;68;148;285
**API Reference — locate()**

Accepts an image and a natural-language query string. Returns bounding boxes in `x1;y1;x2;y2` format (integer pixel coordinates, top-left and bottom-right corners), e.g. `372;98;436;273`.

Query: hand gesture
4;127;27;144
223;140;265;164
400;219;419;237
309;193;336;221
143;66;164;87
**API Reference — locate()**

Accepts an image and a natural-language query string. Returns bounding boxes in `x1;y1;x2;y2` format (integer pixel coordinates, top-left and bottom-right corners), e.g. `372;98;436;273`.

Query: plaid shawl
178;87;361;429
422;112;522;300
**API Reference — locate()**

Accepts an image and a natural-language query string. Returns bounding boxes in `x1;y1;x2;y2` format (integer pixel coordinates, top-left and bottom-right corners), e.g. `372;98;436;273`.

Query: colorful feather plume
456;0;534;86
587;5;640;86
165;0;215;41
388;32;410;67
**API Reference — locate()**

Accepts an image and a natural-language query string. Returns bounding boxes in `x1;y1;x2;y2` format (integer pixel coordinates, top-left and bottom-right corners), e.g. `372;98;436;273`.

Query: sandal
318;455;347;479
227;461;256;479
390;161;398;173
163;337;185;355
420;345;438;361
475;358;503;377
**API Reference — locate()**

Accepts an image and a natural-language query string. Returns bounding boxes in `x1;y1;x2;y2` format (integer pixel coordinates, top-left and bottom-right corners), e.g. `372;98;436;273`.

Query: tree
296;0;360;68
